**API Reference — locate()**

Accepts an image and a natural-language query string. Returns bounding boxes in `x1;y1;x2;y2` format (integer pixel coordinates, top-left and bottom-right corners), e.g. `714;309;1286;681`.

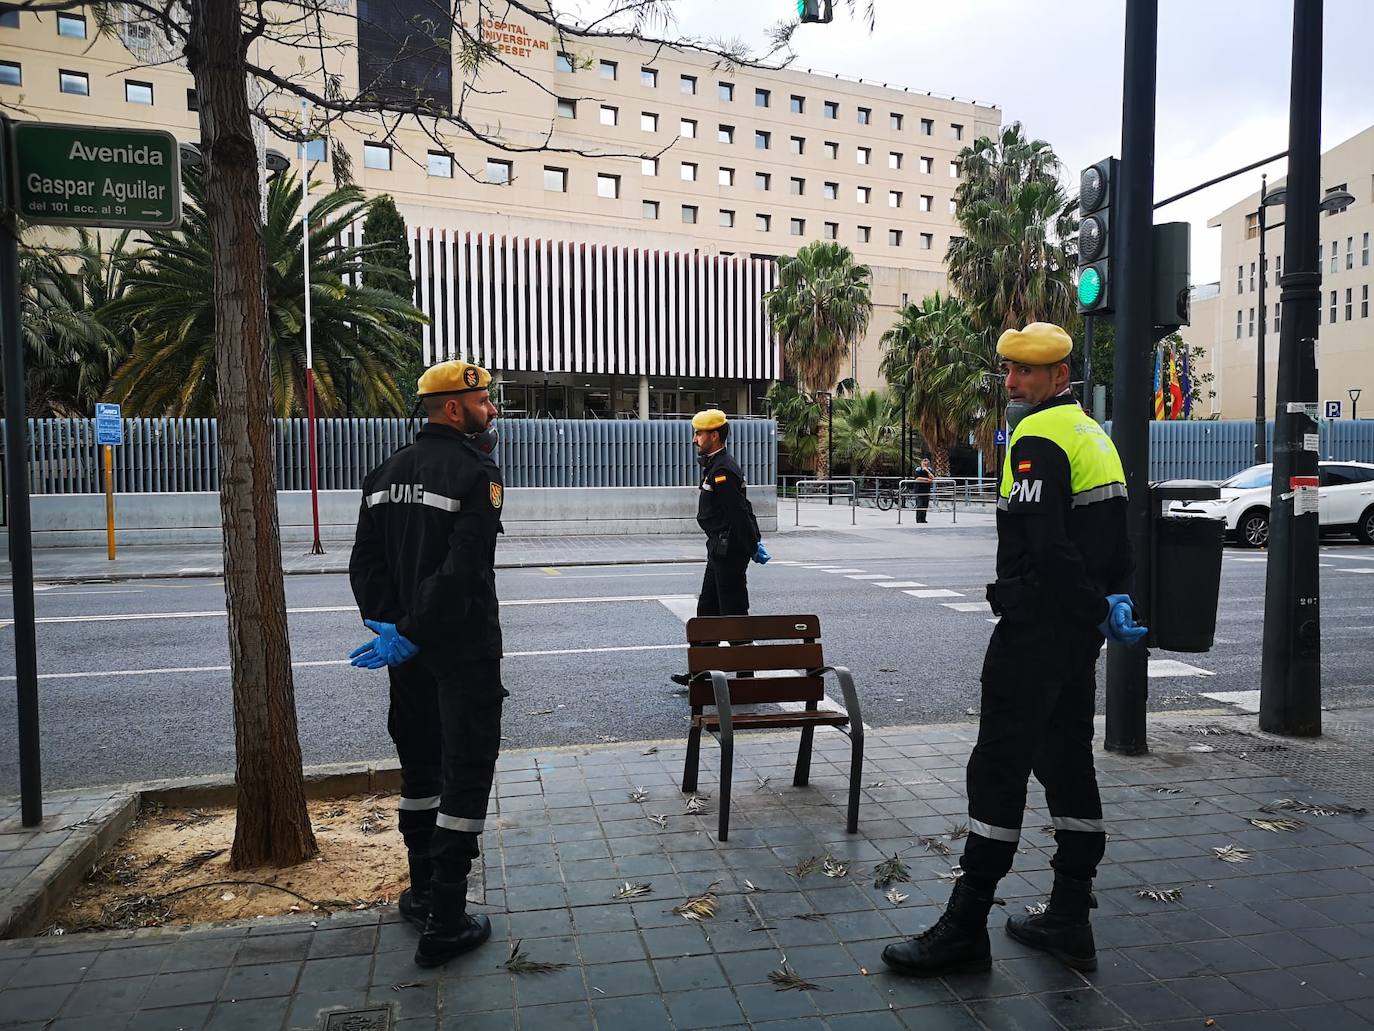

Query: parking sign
95;402;122;446
1323;400;1343;420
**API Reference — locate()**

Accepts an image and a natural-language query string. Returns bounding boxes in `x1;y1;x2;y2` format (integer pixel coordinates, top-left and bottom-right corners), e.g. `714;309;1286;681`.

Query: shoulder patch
489;482;503;510
713;474;728;484
1017;460;1032;473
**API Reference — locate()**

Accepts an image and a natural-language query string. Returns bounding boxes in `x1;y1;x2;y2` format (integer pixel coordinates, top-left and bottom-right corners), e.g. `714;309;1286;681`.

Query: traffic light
1077;157;1119;316
798;0;834;23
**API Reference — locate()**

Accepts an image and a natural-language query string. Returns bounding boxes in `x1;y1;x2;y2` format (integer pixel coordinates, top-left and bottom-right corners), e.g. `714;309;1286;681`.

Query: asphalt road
2;539;1373;791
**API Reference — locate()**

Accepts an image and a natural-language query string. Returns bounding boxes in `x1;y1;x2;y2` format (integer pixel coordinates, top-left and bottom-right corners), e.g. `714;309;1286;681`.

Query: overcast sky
570;0;1374;284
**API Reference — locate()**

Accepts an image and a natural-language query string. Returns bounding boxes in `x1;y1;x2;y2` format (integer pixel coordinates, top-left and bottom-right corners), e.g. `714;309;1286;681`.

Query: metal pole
1260;0;1323;737
1;121;43;824
1104;0;1157;756
103;444;116;561
1256;177;1268;464
301;99;324;555
1083;315;1095;417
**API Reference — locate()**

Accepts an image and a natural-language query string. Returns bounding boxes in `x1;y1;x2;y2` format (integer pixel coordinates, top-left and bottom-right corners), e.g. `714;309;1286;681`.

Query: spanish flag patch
1017;460;1033;474
713;474;728;484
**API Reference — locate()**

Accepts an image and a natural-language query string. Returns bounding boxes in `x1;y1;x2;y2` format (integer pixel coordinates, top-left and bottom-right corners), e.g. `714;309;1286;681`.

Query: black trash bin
1149;482;1225;653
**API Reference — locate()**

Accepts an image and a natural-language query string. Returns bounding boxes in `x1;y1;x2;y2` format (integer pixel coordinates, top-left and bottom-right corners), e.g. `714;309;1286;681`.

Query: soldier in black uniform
348;359;506;968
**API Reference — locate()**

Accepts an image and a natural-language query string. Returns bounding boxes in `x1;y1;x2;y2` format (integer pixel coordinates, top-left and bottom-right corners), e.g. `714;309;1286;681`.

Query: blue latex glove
1097;594;1148;646
350;619;419;669
752;542;771;565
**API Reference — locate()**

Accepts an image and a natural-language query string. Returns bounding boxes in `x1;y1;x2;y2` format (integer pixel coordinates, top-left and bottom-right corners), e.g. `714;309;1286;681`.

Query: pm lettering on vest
1009;478;1043;504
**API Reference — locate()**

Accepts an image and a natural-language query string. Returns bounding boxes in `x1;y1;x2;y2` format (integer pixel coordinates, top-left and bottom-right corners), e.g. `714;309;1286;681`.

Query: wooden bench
680;614;864;841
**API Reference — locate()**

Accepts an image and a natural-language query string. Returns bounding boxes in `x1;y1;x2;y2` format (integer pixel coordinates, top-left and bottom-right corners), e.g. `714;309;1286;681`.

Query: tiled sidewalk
3;719;1374;1029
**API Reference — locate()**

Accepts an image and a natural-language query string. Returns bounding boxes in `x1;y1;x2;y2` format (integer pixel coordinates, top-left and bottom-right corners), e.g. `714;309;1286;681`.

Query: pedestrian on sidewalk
913;456;935;524
671;409;766;688
347;359;507;969
882;323;1146;979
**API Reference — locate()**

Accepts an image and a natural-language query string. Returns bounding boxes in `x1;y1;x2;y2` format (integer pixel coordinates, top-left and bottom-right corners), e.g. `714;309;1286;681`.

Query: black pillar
1260;0;1324;737
1104;0;1157;756
1256;178;1269;464
1083;315;1095;417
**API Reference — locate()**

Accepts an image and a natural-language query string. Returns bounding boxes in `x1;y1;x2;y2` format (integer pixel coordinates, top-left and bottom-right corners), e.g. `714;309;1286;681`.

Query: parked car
1166;461;1374;548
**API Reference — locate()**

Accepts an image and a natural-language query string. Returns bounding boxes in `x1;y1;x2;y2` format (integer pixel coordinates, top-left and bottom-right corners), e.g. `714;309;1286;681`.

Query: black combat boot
397;851;431;930
414;878;492;968
881;879;996;977
1005;873;1098;971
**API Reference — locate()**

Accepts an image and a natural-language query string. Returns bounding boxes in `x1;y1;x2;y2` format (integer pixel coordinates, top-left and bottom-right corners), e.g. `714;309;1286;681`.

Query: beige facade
0;3;999;416
1199;125;1374;421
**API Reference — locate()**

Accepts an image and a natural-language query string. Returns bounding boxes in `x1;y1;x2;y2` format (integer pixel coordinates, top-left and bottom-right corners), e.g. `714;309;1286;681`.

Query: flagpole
302;98;324;555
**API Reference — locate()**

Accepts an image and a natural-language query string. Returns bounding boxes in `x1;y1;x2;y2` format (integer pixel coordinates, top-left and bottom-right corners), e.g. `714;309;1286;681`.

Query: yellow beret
416;360;492;397
691;409;727;431
996;323;1073;365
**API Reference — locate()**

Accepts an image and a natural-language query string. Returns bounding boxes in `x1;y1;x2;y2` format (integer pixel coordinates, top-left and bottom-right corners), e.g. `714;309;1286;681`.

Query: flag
1180;346;1193;419
1153;347;1165;420
1167;349;1184;420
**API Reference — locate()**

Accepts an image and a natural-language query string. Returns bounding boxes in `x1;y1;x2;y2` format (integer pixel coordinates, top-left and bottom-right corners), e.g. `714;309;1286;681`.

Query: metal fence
1104;420;1374;481
6;417;778;496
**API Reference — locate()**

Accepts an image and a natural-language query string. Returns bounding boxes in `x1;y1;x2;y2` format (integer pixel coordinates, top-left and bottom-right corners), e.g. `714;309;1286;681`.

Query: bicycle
874;482;899;511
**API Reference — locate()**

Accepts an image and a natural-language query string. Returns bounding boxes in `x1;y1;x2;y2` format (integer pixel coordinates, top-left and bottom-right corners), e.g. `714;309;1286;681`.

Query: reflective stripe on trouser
960;619;1106;892
388;656;505;883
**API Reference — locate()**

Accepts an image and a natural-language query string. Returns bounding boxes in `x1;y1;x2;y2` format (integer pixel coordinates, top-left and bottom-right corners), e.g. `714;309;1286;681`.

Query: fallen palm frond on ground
769;961;831;992
503;939;569;974
872;853;911;889
672;883;721;921
611;881;652;900
1261;798;1367;817
1137;887;1184;903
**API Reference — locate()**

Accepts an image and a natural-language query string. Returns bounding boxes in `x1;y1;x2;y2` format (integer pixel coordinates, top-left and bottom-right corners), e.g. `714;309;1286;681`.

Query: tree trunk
815;393;831;479
932;448;951;477
188;0;317;868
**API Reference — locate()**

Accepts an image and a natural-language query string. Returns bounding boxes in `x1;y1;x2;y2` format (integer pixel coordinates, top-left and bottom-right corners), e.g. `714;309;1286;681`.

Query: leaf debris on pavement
822;855;849;879
169;849;224;879
769;961;830;992
872;853;911;889
790;856;819;879
685;794;711;815
918;835;952;857
642;746;659;756
884;888;909;905
947;822;969;840
1262;798;1367;817
672;883;721;921
611;882;652;900
1212;845;1251;864
1154;787;1184;795
743;880;763;893
359;797;388;835
1024;901;1048;915
628;786;650;803
1136;887;1184;902
1247;817;1304;833
503;939;569;975
937;866;964;882
647;813;668;829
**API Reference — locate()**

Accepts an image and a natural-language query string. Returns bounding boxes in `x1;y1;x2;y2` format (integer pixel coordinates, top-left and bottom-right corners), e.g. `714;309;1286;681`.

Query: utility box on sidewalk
1149;481;1224;653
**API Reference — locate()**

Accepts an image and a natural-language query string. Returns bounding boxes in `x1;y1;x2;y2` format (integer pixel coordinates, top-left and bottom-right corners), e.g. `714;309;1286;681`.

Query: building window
0;5;17;28
1330;289;1337;322
186;87;198;111
949;198;957;214
919;156;933;174
889;152;902;170
755;88;770;108
597;173;620;199
1331;240;1338;273
790;177;805;196
642;200;659;219
484;159;511;184
823;182;838;200
790;218;805;236
790;95;805;114
680;118;697;139
718;167;734;186
952;123;964;140
719;82;734;101
641;67;657;87
1346;287;1354;321
1248;307;1255;337
1274;302;1280;332
824;141;838;160
427;152;453;178
755;172;771;191
756;213;771;232
858;225;872;243
641;112;658;132
717;124;733;144
889;229;903;246
755;130;770;150
1347;236;1354;270
1325;183;1351;214
920;117;933;135
1237;265;1244;293
919;194;933;212
790;136;805;155
59;69;89;95
600;105;617;127
1362;232;1370;266
890;112;903;131
641;158;658;177
888;190;902;208
1363;284;1369;318
544;166;568;192
920;232;933;250
856;186;871;204
719;209;735;228
0;60;19;86
682;205;698;224
364;142;392;170
1235;310;1242;339
57;11;85;37
1244;212;1259;239
303;138;327;162
556;52;574;73
557;98;576;118
599;59;617;79
857;106;871;125
949;161;959;177
122;79;153;105
681;74;697;95
680;162;697;182
1250;262;1255;291
856;147;871;165
823;100;838;119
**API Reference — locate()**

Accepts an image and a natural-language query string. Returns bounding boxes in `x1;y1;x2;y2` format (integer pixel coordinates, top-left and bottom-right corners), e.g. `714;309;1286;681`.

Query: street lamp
1351;387;1362;421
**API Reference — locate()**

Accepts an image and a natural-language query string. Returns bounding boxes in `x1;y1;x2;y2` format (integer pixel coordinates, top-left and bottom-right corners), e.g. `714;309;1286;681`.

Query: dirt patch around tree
50;794;411;934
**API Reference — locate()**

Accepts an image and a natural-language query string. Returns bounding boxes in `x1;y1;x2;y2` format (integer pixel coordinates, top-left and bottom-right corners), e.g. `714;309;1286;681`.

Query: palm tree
945;122;1079;334
764;241;872;479
832;389;900;475
765;382;820;474
106;171;426;417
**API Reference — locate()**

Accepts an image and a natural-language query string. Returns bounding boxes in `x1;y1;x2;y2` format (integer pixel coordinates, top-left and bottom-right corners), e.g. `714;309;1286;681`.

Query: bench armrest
703;670;733;739
809;665;864;733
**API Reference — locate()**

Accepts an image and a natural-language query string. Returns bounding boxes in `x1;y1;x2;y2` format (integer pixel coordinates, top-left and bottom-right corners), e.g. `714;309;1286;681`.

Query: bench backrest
684;615;825;707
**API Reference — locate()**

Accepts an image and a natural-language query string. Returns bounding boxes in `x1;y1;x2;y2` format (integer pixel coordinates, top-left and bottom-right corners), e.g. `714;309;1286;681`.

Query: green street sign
10;122;180;229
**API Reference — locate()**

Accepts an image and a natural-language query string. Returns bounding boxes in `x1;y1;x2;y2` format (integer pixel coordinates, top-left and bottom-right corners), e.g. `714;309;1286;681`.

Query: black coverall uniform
960;394;1131;894
349;424;506;894
695;448;760;618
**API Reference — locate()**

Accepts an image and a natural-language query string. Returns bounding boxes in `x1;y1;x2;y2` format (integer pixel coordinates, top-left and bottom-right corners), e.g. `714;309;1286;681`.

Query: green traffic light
1078;267;1102;307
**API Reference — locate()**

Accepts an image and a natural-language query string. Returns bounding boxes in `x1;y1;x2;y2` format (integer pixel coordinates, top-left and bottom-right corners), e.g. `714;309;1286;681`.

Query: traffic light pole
1260;0;1324;737
1104;0;1157;756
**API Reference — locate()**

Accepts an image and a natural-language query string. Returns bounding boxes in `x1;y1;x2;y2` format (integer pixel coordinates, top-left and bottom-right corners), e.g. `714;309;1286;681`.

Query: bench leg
846;728;864;834
794;700;818;786
683;707;702;794
718;724;733;842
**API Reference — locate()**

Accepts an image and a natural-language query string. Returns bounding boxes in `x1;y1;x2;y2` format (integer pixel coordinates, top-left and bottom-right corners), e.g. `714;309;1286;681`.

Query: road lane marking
1148;660;1215;678
1335;568;1374;574
541;567;562;576
816;567;865;573
874;581;927;589
942;602;989;613
903;589;963;599
1200;689;1260;713
845;574;892;580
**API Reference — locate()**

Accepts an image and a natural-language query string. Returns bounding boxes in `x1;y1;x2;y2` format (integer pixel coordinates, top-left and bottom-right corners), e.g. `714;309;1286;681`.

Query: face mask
466;425;499;455
1005;400;1034;432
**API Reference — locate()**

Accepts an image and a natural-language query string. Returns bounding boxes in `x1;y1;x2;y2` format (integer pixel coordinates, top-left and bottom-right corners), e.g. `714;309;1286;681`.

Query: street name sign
10;122;180;229
95;402;123;446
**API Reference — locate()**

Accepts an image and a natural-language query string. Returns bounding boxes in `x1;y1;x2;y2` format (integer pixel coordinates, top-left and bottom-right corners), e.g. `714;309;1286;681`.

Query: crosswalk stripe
846;574;892;580
904;589;964;599
874;581;927;589
942;602;988;613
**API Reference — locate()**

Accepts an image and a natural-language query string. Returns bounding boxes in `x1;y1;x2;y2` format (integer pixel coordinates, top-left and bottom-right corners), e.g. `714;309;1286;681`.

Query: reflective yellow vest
999;400;1127;508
